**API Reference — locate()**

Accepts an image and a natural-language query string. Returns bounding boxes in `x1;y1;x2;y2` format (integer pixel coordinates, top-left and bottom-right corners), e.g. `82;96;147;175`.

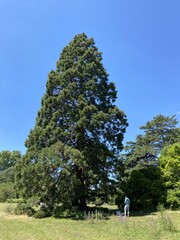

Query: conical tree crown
26;33;127;154
20;33;128;210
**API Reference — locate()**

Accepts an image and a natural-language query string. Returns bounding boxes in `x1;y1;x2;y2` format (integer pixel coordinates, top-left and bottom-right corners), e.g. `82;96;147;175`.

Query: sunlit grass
0;203;179;240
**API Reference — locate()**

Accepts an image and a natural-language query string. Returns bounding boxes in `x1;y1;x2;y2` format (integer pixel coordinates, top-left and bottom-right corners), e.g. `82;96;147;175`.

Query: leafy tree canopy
0;150;22;202
0;150;21;183
159;142;180;209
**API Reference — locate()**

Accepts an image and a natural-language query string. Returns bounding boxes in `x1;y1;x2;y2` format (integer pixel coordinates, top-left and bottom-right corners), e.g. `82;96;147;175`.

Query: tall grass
0;203;179;240
157;204;176;232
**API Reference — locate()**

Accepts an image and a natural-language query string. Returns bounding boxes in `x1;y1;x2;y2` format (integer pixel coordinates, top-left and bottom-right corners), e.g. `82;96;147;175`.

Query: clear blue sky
0;0;180;154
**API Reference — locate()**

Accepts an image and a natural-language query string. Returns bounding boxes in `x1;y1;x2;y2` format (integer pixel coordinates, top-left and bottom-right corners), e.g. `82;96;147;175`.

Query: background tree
119;166;166;211
159;142;180;209
117;114;179;210
0;150;21;201
16;33;128;211
123;115;179;171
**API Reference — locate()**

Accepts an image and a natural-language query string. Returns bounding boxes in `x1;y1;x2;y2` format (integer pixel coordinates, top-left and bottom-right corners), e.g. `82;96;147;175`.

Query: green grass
0;203;179;240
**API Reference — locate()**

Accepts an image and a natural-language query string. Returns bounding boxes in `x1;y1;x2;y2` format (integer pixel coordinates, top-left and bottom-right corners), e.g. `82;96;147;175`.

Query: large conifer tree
16;33;128;210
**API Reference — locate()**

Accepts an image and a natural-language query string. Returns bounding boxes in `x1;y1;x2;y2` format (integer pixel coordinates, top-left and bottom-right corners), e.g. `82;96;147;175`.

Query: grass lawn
0;203;179;240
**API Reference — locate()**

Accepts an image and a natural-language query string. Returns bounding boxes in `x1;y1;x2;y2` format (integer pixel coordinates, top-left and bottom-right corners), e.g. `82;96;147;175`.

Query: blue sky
0;0;180;154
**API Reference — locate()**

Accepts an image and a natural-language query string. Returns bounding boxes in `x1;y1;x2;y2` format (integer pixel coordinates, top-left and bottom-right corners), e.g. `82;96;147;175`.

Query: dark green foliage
16;33;128;211
33;210;49;219
117;114;179;210
123;115;179;170
26;208;36;217
52;205;84;218
123;166;166;211
139;115;180;153
115;189;125;209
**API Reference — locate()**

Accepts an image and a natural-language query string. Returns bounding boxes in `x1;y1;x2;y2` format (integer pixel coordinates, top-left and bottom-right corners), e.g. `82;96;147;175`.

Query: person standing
124;196;130;217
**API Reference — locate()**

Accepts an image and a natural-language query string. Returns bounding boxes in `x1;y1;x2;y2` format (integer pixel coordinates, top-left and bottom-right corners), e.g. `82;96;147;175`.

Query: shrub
4;204;15;214
53;205;75;218
33;210;49;219
14;203;27;215
27;196;40;208
26;208;35;217
14;203;34;216
53;205;87;219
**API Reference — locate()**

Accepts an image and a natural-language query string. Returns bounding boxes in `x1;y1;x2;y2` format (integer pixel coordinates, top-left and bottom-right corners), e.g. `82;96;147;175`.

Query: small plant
26;208;35;217
84;210;103;222
14;202;34;216
157;204;176;232
33;210;49;219
4;204;15;214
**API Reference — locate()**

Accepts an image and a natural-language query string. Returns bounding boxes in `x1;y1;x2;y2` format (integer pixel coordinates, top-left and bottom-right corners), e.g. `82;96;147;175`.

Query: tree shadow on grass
52;206;156;220
128;211;156;217
53;206;114;221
